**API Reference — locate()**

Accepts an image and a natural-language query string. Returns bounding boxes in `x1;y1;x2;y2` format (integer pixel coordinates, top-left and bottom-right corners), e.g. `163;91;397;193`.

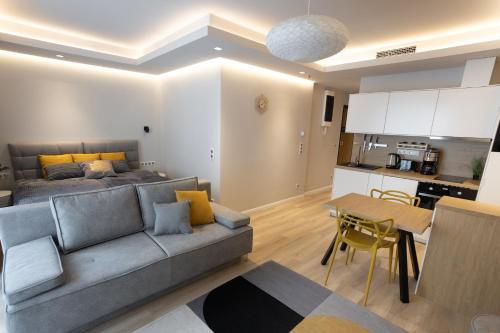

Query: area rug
134;261;407;333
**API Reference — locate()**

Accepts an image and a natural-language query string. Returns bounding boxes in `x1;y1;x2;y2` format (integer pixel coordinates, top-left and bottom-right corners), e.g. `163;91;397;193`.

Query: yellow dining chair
370;189;420;281
324;208;395;306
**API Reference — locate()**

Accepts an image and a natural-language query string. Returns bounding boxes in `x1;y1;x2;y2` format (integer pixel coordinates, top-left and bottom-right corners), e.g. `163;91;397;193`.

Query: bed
8;140;166;205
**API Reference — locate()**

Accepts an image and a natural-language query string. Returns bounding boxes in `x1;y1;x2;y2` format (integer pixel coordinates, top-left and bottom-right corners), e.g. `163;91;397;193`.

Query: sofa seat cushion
3;236;64;305
145;223;249;257
7;232;167;315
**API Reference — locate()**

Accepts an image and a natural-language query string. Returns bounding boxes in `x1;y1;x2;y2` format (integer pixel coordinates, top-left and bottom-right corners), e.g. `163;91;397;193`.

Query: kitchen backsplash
349;134;490;178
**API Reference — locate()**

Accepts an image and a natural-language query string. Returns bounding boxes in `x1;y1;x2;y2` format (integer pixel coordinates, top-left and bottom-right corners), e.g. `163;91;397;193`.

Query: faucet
368;135;374;151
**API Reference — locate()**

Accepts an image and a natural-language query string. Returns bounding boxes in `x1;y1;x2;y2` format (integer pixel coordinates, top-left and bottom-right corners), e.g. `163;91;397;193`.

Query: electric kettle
386;153;401;169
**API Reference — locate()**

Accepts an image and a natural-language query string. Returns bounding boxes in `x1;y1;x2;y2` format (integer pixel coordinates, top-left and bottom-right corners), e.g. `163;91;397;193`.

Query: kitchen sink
341;162;382;170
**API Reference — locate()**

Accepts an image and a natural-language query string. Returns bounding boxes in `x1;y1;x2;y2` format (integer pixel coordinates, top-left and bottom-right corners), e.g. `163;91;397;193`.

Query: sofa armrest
3;236;64;305
211;202;250;229
198;179;212;201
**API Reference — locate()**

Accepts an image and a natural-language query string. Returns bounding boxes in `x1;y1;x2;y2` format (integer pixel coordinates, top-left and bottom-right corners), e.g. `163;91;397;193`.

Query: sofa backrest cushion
50;185;144;254
0;202;57;253
135;177;198;229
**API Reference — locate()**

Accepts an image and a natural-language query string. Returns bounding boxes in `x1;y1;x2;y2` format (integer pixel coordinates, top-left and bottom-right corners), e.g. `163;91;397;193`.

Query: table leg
407;232;420;280
321;233;337;265
398;230;409;303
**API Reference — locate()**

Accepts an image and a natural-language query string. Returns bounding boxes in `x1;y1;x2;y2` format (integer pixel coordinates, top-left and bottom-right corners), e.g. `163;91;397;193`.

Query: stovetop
434;174;469;184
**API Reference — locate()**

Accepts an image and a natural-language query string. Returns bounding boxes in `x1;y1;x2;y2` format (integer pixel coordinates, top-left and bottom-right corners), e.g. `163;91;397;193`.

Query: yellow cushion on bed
100;152;125;161
39;154;73;178
72;153;100;163
175;190;214;226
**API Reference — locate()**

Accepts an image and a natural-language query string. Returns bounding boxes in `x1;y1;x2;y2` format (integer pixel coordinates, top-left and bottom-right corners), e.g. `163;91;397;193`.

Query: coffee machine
420;148;439;175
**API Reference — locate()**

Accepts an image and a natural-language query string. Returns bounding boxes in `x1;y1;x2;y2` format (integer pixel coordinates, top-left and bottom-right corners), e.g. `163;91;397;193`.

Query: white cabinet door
381;176;418;196
346;92;389;134
431;86;500;139
366;173;383;195
332;168;370;199
384;90;439;136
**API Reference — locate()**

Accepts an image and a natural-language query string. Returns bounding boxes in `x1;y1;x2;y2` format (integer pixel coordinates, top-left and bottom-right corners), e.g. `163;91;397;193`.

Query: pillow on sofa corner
3;236;64;305
135;177;199;230
153;201;193;235
175;190;214;226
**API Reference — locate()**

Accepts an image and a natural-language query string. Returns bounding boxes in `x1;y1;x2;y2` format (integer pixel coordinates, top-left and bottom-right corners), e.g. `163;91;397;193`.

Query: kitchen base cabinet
332;168;370;199
381;176;418;196
366;173;383;195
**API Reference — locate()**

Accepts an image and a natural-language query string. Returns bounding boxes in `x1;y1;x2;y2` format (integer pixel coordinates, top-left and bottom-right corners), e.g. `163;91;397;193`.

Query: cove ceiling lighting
266;0;349;63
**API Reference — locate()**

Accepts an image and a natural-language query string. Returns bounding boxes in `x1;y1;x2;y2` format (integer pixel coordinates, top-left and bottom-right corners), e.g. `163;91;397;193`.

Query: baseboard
304;185;332;195
241;194;305;215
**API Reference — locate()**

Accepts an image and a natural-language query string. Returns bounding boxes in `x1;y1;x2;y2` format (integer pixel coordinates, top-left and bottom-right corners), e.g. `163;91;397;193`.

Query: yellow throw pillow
39;154;73;178
100;152;126;161
72;153;100;163
175;190;214;226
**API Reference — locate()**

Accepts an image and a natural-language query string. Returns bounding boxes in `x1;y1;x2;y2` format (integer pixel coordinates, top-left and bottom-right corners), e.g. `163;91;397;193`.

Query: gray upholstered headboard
8;140;139;180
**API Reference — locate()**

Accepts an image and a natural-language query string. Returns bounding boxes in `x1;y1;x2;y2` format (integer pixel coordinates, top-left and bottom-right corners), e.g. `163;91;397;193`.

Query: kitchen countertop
335;165;480;190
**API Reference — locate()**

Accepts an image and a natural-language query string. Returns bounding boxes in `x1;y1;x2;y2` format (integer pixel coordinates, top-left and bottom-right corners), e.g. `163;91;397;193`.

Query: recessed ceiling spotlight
214;47;223;51
299;71;306;75
56;54;64;58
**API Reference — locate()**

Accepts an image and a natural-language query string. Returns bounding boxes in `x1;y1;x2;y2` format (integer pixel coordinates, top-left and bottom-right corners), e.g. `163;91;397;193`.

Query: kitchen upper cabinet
431;86;500;139
381;176;418;197
332;168;370;199
384;90;439;136
346;92;389;134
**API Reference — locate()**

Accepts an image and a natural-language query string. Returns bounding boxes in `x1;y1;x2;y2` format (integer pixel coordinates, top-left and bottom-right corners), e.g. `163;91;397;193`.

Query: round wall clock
255;94;268;113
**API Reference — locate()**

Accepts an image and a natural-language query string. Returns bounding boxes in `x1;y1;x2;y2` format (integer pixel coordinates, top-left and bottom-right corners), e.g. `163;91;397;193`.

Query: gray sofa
0;177;253;333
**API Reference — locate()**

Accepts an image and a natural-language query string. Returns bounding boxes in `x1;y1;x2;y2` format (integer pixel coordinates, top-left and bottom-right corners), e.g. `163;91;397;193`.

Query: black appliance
420;149;439;175
416;182;478;210
386;153;401;169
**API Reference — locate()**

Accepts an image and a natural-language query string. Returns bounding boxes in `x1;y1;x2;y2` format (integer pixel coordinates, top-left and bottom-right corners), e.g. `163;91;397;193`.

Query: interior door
337;133;354;165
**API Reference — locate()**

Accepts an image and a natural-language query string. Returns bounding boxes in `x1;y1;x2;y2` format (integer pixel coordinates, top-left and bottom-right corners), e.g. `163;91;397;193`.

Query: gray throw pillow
81;160;117;179
111;160;131;173
153;201;193;236
45;163;83;180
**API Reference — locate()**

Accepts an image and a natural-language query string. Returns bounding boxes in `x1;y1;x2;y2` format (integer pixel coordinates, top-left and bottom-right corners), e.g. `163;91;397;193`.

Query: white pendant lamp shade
266;15;349;63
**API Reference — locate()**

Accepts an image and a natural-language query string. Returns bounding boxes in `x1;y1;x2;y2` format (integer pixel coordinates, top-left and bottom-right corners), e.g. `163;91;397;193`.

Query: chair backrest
370;188;421;207
336;208;394;245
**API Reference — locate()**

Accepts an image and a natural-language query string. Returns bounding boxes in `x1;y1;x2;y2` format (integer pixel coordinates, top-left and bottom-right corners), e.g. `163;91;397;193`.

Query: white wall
305;84;346;191
0;53;319;211
219;62;313;211
159;62;222;200
0;51;161;188
359;66;464;93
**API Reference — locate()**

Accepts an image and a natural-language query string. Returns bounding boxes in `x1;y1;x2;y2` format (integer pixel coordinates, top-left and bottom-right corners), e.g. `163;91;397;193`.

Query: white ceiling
1;0;500;91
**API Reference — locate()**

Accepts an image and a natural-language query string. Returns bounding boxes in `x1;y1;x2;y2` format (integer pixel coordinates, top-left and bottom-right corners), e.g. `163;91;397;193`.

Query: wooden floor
88;189;469;332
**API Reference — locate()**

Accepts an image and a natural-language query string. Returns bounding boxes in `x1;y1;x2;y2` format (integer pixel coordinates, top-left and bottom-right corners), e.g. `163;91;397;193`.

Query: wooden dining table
320;193;433;303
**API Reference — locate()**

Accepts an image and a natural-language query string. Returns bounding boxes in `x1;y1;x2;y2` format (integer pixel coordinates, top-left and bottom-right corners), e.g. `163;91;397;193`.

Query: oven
415;182;477;243
416;182;478;211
